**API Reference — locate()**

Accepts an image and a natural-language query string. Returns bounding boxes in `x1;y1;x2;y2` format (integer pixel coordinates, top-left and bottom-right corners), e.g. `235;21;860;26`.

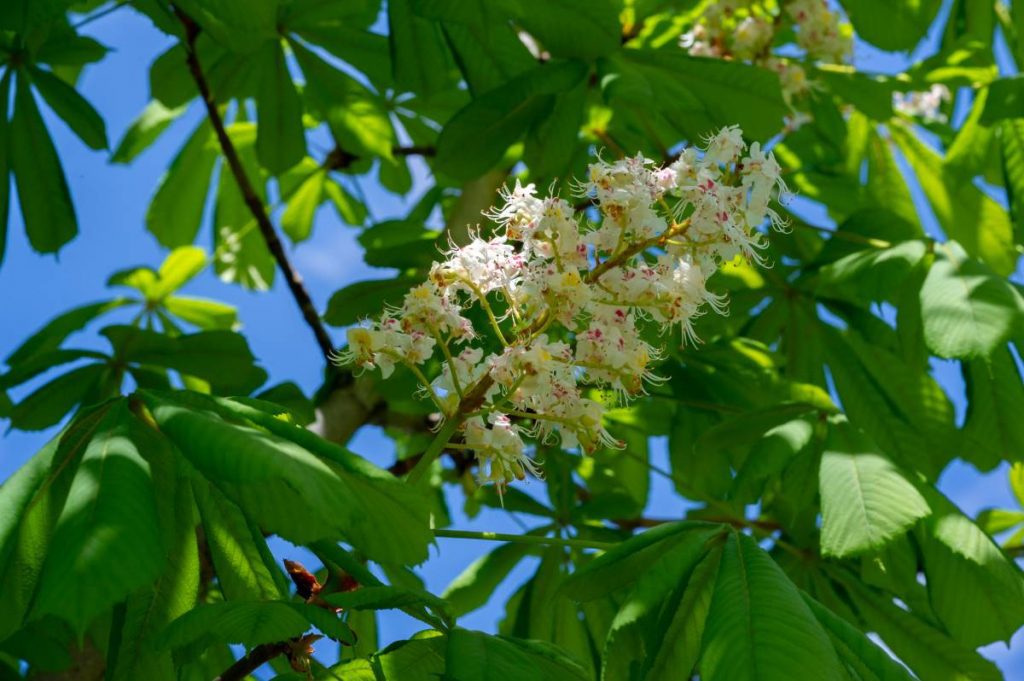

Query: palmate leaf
0;405;111;640
147;119;217;248
442;542;536;617
191;476;283;602
160;601;335;650
111;100;187;164
109;432;199;681
801;594;916;681
27;65;108;151
839;0;942;51
140;390;434;564
919;242;1024;360
32;401;166;634
842;570;1003;681
254;41;305;175
962;346;1024;469
445;628;589;681
916;487;1024;648
818;419;930;558
700;532;845;681
891;125;1017;276
10;70;76;254
435;60;588;181
561;521;725;601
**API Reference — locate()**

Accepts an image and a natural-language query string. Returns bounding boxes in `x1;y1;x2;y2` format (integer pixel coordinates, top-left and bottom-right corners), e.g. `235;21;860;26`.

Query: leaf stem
407;416;462;484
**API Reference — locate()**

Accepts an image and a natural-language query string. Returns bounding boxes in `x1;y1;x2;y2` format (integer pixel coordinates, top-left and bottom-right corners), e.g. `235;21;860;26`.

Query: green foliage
1;0;1024;678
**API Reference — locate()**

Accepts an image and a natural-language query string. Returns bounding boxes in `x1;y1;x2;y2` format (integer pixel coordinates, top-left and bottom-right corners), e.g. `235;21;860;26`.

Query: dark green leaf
436;61;588;180
10;71;77;254
27;65;107;150
112;100;187;164
700;532;844;681
255;42;306;174
32;402;166;633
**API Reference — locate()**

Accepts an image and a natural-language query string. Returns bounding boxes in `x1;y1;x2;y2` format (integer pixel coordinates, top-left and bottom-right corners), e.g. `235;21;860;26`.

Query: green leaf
160;600;311;650
149;44;196;109
32;402;166;633
323;585;449;616
499;0;621;59
947;86;997;179
10;71;77;254
147;120;217;248
891;124;1016;275
291;40;395;159
916;488;1024;647
4;299;129;365
839;0;941;50
109;433;199;681
8;363;108;431
819;419;930;557
980;75;1024;124
281;167;327;242
102;326;266;394
815;240;927;305
445;629;589;681
142;391;433;564
562;522;724;601
149;245;208;299
920;242;1024;359
1001;118;1024;245
0;405;110;640
962;347;1024;469
324;275;423;327
523;81;586;179
324;179;367;225
436;61;588;181
111;100;187;164
442;542;534;616
255;41;306;174
192;477;283;601
373;635;447;681
359;220;440;269
801;593;916;681
0;71;11;267
700;532;844;681
606;51;789;143
844;573;1002;681
642;547;722;680
388;0;453;96
0;348;107;391
164;296;239;330
27;65;108;150
427;5;534;95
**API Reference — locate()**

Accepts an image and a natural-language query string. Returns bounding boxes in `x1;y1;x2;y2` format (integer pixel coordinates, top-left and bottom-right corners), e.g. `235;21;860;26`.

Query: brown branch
214;642;291;681
175;9;335;363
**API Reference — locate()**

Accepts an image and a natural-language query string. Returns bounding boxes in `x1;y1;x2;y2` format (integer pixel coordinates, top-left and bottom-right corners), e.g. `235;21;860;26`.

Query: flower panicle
332;126;788;488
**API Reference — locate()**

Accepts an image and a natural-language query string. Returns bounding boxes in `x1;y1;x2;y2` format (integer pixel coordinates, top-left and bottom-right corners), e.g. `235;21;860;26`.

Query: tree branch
214;642;291;681
175;9;336;363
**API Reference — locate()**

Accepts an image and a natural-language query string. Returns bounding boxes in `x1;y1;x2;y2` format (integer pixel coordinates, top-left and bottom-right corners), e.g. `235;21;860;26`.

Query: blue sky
0;3;1022;676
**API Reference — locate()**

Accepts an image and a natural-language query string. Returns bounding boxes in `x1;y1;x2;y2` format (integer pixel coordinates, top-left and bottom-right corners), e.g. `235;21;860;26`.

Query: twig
175;8;336;363
214;642;291;681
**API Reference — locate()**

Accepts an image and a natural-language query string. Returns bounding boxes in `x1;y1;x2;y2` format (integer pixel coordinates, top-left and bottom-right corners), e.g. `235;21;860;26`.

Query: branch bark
175;9;336;363
213;642;291;681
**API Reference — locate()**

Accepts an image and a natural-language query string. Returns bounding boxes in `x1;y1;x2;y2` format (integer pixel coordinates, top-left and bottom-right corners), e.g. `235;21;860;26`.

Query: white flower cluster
680;0;852;105
893;84;951;123
337;127;787;488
